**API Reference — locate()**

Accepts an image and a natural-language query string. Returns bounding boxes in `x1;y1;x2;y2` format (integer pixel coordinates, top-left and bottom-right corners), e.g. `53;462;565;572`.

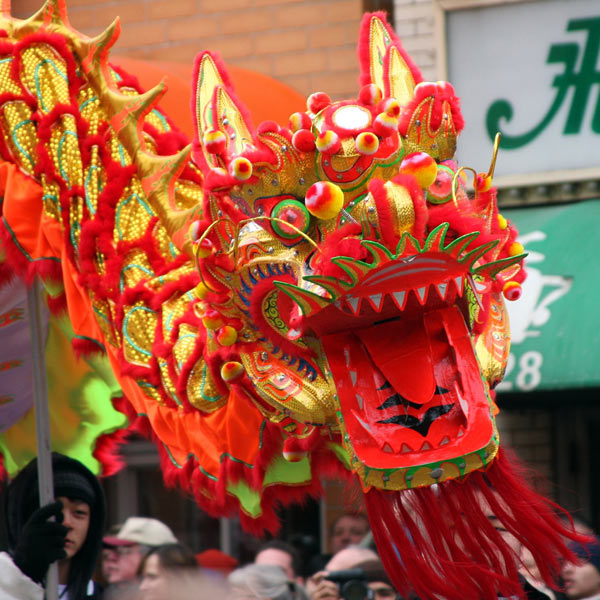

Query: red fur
358;12;423;90
46;292;67;315
313;223;365;279
367;448;590;600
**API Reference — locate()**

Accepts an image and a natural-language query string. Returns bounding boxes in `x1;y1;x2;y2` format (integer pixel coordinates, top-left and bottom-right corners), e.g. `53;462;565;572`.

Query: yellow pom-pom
315;130;341;154
355;131;380;156
217;326;238;346
202;308;223;330
229;157;253;181
497;214;508;230
221;361;244;382
508;242;524;256
203;130;227;154
399;152;438;189
194;282;210;300
305;181;344;220
194;238;214;259
503;280;522;301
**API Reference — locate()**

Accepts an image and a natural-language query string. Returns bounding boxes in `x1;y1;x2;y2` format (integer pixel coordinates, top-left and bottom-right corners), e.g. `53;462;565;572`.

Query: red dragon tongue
355;317;436;405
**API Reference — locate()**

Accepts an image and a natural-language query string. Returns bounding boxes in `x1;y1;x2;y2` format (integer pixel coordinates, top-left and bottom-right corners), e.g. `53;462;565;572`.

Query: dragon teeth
415;286;428;305
454;275;464;296
436;282;448;300
367;293;384;311
346;296;361;315
391;291;407;310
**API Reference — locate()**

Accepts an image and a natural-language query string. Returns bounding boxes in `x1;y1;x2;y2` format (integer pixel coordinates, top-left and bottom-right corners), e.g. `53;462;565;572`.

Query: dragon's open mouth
303;250;494;469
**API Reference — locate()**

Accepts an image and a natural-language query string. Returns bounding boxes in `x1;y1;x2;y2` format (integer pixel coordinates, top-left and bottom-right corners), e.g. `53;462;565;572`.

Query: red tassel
366;447;590;600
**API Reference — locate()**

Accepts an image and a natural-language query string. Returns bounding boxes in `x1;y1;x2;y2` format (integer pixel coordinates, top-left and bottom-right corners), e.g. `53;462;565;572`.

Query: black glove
11;500;68;583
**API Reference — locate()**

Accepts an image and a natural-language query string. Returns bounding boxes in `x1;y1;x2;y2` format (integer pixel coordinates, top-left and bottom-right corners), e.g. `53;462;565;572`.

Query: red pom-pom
307;92;331;114
292;129;316;152
359;83;383;106
258;121;280;134
289;112;312;132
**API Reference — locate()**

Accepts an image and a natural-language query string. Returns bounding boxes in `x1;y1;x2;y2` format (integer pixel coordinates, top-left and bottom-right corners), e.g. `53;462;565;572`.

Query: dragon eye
271;199;311;239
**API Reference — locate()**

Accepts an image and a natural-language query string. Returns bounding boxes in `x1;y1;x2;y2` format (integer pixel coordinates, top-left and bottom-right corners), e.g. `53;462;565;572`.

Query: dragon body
0;3;586;598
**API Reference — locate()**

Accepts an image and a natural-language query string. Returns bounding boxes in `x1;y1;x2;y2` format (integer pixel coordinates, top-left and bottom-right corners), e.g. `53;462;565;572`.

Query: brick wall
393;0;437;81
14;0;364;100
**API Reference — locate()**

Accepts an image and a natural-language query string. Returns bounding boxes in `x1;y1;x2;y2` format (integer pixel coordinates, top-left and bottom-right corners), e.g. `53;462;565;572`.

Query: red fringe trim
367;447;590;600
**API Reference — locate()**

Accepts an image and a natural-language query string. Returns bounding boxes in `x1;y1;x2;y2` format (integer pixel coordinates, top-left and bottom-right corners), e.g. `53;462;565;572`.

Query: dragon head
187;13;526;493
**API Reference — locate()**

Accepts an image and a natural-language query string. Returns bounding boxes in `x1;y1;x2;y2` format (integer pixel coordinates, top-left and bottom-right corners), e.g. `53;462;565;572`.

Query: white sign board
446;0;600;184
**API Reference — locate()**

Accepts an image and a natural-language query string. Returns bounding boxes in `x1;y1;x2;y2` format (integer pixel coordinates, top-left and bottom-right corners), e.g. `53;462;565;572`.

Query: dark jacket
3;453;106;600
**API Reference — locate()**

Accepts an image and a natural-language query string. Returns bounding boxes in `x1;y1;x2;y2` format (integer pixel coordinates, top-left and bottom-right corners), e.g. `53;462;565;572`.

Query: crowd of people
1;453;600;600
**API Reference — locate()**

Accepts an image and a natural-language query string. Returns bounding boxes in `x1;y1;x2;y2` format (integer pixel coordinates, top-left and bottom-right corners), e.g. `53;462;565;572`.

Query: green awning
497;199;600;393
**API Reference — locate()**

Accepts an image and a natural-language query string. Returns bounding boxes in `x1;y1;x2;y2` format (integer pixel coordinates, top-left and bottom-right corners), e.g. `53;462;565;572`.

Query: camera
325;569;373;600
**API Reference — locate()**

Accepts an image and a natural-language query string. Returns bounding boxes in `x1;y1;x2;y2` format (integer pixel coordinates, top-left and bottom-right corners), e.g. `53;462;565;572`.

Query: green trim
122;306;156;357
34;58;68;112
12;120;35;170
73;334;106;352
1;217;61;263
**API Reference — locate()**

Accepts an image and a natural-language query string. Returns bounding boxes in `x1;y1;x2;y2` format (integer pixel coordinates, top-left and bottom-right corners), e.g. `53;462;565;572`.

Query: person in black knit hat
0;452;106;599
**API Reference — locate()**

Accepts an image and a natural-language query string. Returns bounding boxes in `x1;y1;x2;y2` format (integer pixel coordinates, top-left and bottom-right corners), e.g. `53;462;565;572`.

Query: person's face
255;548;295;579
368;581;397;600
562;560;600;599
102;543;144;583
57;497;90;559
330;516;369;554
140;554;169;600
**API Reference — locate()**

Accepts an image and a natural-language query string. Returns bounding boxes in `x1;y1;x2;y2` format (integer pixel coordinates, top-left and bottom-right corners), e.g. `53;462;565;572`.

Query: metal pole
26;279;58;600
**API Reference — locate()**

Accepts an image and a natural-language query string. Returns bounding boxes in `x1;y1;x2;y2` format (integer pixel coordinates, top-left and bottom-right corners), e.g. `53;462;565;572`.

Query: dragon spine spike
78;19;121;77
330;256;371;285
302;275;351;296
24;0;70;29
474;253;528;279
460;239;500;269
273;281;330;316
422;222;450;252
138;145;192;200
444;231;482;257
361;240;395;262
106;82;167;137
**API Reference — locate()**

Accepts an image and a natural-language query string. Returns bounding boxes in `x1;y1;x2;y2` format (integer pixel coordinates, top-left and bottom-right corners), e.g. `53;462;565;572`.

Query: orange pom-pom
203;130;227;154
399;152;438;189
509;242;524;256
305;181;344;220
315;130;341;154
229;157;253;181
503;281;522;301
355;131;379;155
221;361;244;382
476;172;493;193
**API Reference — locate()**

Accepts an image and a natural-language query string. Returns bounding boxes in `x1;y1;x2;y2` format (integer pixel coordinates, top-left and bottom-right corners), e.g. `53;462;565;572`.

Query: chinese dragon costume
0;2;587;598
